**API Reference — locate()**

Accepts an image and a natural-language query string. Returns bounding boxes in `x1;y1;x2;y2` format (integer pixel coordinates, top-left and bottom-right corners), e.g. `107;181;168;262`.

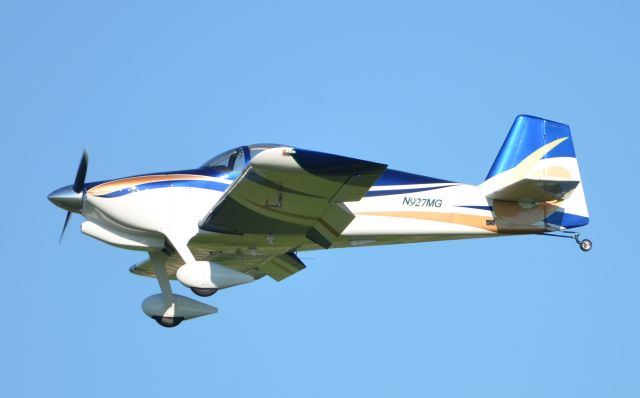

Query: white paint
176;261;255;289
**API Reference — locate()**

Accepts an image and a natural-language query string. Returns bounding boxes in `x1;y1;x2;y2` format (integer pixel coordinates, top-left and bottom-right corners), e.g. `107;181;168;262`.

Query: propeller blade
73;150;89;193
59;211;72;244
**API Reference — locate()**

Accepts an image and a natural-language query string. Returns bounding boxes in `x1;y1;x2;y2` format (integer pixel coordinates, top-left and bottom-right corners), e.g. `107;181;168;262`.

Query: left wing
199;147;387;248
130;250;305;281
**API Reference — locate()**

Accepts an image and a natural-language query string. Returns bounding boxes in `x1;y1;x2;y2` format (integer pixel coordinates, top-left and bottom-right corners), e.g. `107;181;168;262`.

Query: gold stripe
88;174;220;196
358;211;546;234
357;211;498;232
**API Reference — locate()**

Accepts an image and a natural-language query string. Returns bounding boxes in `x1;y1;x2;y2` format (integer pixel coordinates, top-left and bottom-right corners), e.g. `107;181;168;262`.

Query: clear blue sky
1;1;638;397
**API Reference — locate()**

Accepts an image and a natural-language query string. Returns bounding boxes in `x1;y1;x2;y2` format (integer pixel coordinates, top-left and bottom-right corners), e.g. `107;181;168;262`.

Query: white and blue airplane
49;115;591;327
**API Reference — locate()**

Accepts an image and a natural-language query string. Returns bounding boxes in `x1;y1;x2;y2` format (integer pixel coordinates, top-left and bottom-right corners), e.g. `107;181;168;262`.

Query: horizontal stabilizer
486;177;580;202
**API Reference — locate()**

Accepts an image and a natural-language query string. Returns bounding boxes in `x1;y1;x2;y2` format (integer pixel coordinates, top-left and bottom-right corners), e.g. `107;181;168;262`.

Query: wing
131;147;386;282
130;249;306;281
199;147;387;248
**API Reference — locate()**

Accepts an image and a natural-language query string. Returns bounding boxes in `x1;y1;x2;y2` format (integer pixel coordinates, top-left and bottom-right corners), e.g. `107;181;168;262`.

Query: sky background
1;1;639;397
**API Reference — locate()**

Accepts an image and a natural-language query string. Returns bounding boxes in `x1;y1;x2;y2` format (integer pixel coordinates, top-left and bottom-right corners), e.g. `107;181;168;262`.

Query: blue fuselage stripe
456;205;493;211
365;185;454;197
95;180;230;198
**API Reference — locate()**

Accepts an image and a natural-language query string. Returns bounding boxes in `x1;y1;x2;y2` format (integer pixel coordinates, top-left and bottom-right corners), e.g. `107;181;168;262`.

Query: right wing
199;147;387;248
131;147;386;282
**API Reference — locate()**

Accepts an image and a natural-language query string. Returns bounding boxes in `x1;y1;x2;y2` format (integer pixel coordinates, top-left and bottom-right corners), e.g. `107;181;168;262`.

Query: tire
191;287;218;297
580;239;592;252
152;316;184;328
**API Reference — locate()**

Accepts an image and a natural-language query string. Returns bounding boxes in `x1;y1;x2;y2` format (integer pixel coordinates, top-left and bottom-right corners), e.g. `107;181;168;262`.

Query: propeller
73;150;89;194
49;150;89;243
59;211;72;244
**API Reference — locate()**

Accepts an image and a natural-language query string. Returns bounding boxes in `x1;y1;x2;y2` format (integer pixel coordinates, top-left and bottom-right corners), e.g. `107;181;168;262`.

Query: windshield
201;147;245;172
201;144;285;171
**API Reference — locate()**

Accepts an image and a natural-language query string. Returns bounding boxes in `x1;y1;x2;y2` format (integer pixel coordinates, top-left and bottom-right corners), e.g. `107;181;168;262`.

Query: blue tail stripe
544;212;589;228
486;115;576;180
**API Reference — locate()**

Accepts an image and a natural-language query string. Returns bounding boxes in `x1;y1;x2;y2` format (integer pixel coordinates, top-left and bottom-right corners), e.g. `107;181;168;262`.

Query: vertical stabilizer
482;115;589;230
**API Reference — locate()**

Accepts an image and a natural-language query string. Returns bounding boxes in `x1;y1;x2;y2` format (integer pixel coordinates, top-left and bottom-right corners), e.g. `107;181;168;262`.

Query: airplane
48;114;591;327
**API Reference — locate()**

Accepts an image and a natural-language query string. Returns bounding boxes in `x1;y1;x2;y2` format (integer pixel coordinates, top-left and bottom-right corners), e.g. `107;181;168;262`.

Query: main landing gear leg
163;233;218;297
149;251;183;328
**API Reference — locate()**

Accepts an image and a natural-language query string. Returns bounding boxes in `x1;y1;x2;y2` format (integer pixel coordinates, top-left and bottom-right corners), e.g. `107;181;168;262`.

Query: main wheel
152;316;184;328
580;239;592;252
191;287;218;297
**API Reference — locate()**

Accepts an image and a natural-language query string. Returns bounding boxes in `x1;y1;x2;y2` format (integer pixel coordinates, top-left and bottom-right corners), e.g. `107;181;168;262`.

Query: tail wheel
580;239;592;252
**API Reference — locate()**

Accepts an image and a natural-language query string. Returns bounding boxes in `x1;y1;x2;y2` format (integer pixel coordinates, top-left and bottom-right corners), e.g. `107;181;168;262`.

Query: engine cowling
141;294;218;326
176;261;254;290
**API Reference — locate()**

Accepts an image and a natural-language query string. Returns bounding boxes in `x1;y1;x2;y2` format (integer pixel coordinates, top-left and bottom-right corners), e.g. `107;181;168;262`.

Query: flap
130;250;307;283
259;252;306;281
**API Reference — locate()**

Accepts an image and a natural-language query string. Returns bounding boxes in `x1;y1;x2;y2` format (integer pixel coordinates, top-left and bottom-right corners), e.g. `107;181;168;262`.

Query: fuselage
50;142;571;263
77;163;537;257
